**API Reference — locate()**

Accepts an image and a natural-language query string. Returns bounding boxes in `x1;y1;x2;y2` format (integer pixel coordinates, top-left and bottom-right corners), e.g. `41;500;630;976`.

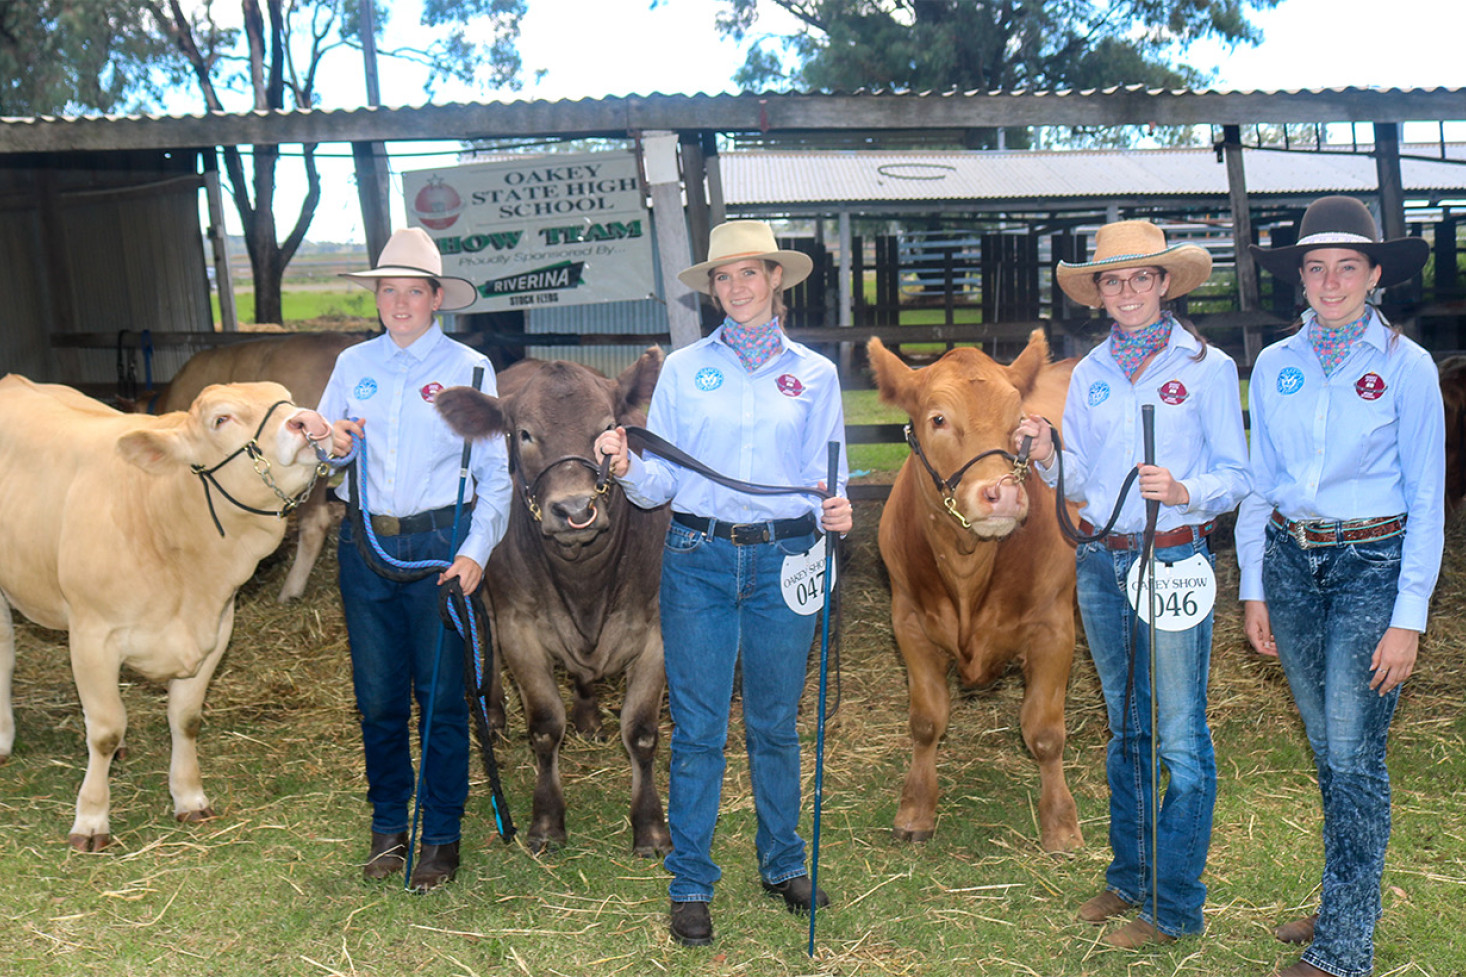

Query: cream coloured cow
0;375;331;850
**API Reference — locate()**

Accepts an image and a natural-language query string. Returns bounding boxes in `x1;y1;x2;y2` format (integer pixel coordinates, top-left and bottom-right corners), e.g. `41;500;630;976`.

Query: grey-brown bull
436;348;672;856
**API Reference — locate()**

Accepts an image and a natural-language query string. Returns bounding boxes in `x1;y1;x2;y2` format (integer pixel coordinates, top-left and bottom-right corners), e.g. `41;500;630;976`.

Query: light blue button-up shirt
1038;323;1251;534
618;324;849;526
318;324;511;569
1236;310;1445;631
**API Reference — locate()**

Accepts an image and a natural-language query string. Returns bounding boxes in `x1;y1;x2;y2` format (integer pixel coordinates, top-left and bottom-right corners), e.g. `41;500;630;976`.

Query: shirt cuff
1390;594;1429;633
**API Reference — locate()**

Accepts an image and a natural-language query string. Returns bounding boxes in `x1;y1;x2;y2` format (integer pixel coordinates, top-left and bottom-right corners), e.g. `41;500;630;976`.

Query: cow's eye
930;414;946;429
519;429;534;444
212;414;231;429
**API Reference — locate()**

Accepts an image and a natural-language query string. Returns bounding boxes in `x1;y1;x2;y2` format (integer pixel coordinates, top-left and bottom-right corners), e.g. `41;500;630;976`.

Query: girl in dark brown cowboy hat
1016;219;1250;949
1237;196;1443;977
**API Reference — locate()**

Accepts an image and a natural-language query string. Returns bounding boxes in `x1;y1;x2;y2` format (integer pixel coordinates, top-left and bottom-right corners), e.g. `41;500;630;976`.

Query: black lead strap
620;425;832;500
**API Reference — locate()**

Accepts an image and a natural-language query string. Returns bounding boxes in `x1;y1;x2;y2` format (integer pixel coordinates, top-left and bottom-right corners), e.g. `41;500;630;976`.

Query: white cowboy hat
677;220;814;294
1248;195;1429;289
1055;220;1212;309
341;227;478;311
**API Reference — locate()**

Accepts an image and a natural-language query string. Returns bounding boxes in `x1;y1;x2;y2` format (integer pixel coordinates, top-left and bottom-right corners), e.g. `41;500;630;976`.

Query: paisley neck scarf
1309;307;1372;376
720;316;784;373
1109;312;1174;381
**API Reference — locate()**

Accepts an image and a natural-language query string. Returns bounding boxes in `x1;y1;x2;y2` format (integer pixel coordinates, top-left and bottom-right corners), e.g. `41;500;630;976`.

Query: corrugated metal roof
721;145;1466;206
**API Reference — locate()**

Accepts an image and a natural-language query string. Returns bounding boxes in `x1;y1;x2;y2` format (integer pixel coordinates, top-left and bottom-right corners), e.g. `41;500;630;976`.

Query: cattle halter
903;423;1032;531
511;442;612;525
190;399;330;538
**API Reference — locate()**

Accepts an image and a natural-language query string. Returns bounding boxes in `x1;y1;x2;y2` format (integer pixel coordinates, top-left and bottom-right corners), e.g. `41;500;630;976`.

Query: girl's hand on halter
818;484;853;534
1013;414;1055;466
595;427;629;478
439;555;484;596
1138;465;1190;507
1369;626;1419;695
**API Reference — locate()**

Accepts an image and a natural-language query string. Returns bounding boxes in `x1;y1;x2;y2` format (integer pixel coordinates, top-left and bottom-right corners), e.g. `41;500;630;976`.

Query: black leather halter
190;399;330;538
904;423;1032;530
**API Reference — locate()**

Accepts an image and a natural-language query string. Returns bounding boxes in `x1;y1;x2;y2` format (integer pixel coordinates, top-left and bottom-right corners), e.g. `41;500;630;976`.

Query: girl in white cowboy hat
1237;196;1443;977
595;219;853;947
1015;219;1250;948
319;227;512;891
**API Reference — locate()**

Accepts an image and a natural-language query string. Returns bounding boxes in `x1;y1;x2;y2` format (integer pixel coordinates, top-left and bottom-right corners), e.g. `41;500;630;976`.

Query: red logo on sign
1158;379;1189;405
420;382;444;403
776;374;805;397
1355;373;1386;400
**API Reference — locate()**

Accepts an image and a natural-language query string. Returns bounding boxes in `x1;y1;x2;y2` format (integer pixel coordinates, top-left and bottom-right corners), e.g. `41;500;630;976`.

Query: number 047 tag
1124;552;1216;632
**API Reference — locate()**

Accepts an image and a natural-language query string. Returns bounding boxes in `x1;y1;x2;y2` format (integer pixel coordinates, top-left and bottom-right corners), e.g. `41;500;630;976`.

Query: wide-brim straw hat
341;227;478;311
1056;220;1213;309
1248;195;1429;289
677;220;813;294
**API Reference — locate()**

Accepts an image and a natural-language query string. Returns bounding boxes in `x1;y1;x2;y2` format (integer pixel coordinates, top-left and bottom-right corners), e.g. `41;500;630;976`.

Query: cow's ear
1004;328;1051;397
614;345;664;422
117;429;183;473
867;337;918;414
436;387;507;439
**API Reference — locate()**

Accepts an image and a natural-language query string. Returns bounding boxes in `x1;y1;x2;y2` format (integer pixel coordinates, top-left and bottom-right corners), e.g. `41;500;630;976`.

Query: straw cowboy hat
341;226;478;311
1248;195;1429;289
1056;220;1213;309
677;220;814;294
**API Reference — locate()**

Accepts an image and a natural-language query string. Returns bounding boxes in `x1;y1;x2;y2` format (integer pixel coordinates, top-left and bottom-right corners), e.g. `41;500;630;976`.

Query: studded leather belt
1078;519;1214;552
673;511;817;546
1269;510;1406;549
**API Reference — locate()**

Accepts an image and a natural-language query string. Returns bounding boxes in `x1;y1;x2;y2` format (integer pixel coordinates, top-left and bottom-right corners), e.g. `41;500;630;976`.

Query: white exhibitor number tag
1125;552;1216;632
781;534;835;616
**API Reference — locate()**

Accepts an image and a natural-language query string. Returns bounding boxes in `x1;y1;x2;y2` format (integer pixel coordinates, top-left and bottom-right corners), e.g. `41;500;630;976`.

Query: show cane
405;364;484;889
1141;403;1160;928
807;440;840;957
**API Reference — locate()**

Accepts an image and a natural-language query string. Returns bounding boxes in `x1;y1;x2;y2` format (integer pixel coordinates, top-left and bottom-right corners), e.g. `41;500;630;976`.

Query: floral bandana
1309;307;1372;376
720;316;784;373
1109;312;1174;381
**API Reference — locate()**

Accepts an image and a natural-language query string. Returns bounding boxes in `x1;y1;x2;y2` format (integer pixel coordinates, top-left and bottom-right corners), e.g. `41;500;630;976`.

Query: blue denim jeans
1263;524;1403;977
659;520;821;904
1076;535;1216;937
338;517;470;846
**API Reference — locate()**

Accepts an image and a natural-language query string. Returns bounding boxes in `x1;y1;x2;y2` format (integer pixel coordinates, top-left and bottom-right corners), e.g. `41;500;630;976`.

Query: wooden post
354;0;391;261
702;131;726;227
1221;125;1261;365
1373;121;1408;242
641;130;701;350
203;149;238;332
681;131;711;265
838;209;854;375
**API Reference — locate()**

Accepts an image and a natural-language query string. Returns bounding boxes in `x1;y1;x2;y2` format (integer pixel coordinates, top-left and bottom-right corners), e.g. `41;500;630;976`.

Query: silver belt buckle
372;514;401;536
1288;518;1314;549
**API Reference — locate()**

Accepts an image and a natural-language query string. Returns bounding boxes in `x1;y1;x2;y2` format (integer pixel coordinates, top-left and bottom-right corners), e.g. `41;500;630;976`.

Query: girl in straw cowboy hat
1015;220;1250;948
596;220;853;947
319;227;512;891
1237;196;1443;977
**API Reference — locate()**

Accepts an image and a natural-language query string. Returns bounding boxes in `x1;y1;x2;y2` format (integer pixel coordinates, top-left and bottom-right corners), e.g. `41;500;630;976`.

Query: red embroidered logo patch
420;382;444;403
776;374;805;397
1157;379;1188;405
1355;373;1386;401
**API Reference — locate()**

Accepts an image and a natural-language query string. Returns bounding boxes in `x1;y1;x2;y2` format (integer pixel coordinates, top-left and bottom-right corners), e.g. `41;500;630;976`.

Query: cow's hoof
68;832;110;852
633;828;673;858
525;833;565;856
176;806;216;824
1040;827;1084;853
0;753;9;766
891;825;934;843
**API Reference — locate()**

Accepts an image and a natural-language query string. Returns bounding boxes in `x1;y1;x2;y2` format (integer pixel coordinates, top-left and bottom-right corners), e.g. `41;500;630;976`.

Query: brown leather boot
1078;890;1135;924
1274;913;1318;945
408;840;460;892
1271;960;1328;977
1103;918;1176;949
362;831;407;881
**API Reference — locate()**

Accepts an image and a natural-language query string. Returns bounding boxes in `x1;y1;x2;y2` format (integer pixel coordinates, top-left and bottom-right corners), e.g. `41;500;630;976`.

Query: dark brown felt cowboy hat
1249;195;1429;289
1055;220;1213;309
341;227;478;311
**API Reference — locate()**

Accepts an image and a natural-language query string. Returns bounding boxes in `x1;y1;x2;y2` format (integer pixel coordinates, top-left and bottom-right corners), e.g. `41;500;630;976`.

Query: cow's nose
552;498;599;530
286;409;331;443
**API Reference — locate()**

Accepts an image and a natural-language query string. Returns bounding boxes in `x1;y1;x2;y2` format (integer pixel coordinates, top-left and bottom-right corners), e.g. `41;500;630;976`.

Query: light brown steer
869;329;1082;852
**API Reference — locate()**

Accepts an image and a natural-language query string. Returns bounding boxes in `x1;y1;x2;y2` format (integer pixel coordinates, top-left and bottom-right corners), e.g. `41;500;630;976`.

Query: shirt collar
381;322;445;362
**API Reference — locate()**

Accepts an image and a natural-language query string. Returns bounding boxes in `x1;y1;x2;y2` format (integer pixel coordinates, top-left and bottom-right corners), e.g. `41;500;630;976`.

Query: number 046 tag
1125;552;1216;632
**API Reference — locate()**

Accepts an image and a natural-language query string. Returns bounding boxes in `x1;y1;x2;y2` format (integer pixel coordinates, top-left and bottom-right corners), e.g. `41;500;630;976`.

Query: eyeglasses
1096;270;1161;296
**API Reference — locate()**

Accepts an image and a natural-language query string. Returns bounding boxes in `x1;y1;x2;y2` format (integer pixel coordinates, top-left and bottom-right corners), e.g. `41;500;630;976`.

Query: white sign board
402;152;654;314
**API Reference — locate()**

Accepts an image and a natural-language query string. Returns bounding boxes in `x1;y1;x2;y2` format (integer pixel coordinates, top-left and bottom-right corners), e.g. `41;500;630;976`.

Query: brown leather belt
673;511;817;545
1079;519;1214;551
1269;510;1406;549
369;503;468;537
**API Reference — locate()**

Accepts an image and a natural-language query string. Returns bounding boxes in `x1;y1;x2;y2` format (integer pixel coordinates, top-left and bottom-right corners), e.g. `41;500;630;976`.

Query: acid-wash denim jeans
338;517;470;847
1076;534;1216;937
659;519;820;904
1263;523;1404;977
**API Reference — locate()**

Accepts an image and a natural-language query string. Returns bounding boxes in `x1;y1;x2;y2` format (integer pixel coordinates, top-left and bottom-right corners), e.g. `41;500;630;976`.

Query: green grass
4;511;1465;976
213;288;376;325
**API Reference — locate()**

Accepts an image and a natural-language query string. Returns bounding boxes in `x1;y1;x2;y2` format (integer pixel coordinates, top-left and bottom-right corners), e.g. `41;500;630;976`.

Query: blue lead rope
345;429;516;876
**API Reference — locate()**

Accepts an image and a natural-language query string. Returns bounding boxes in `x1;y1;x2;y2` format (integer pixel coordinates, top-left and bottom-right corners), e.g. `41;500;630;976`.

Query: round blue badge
1276;367;1305;396
694;367;724;392
354;377;379;400
1087;381;1111;407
